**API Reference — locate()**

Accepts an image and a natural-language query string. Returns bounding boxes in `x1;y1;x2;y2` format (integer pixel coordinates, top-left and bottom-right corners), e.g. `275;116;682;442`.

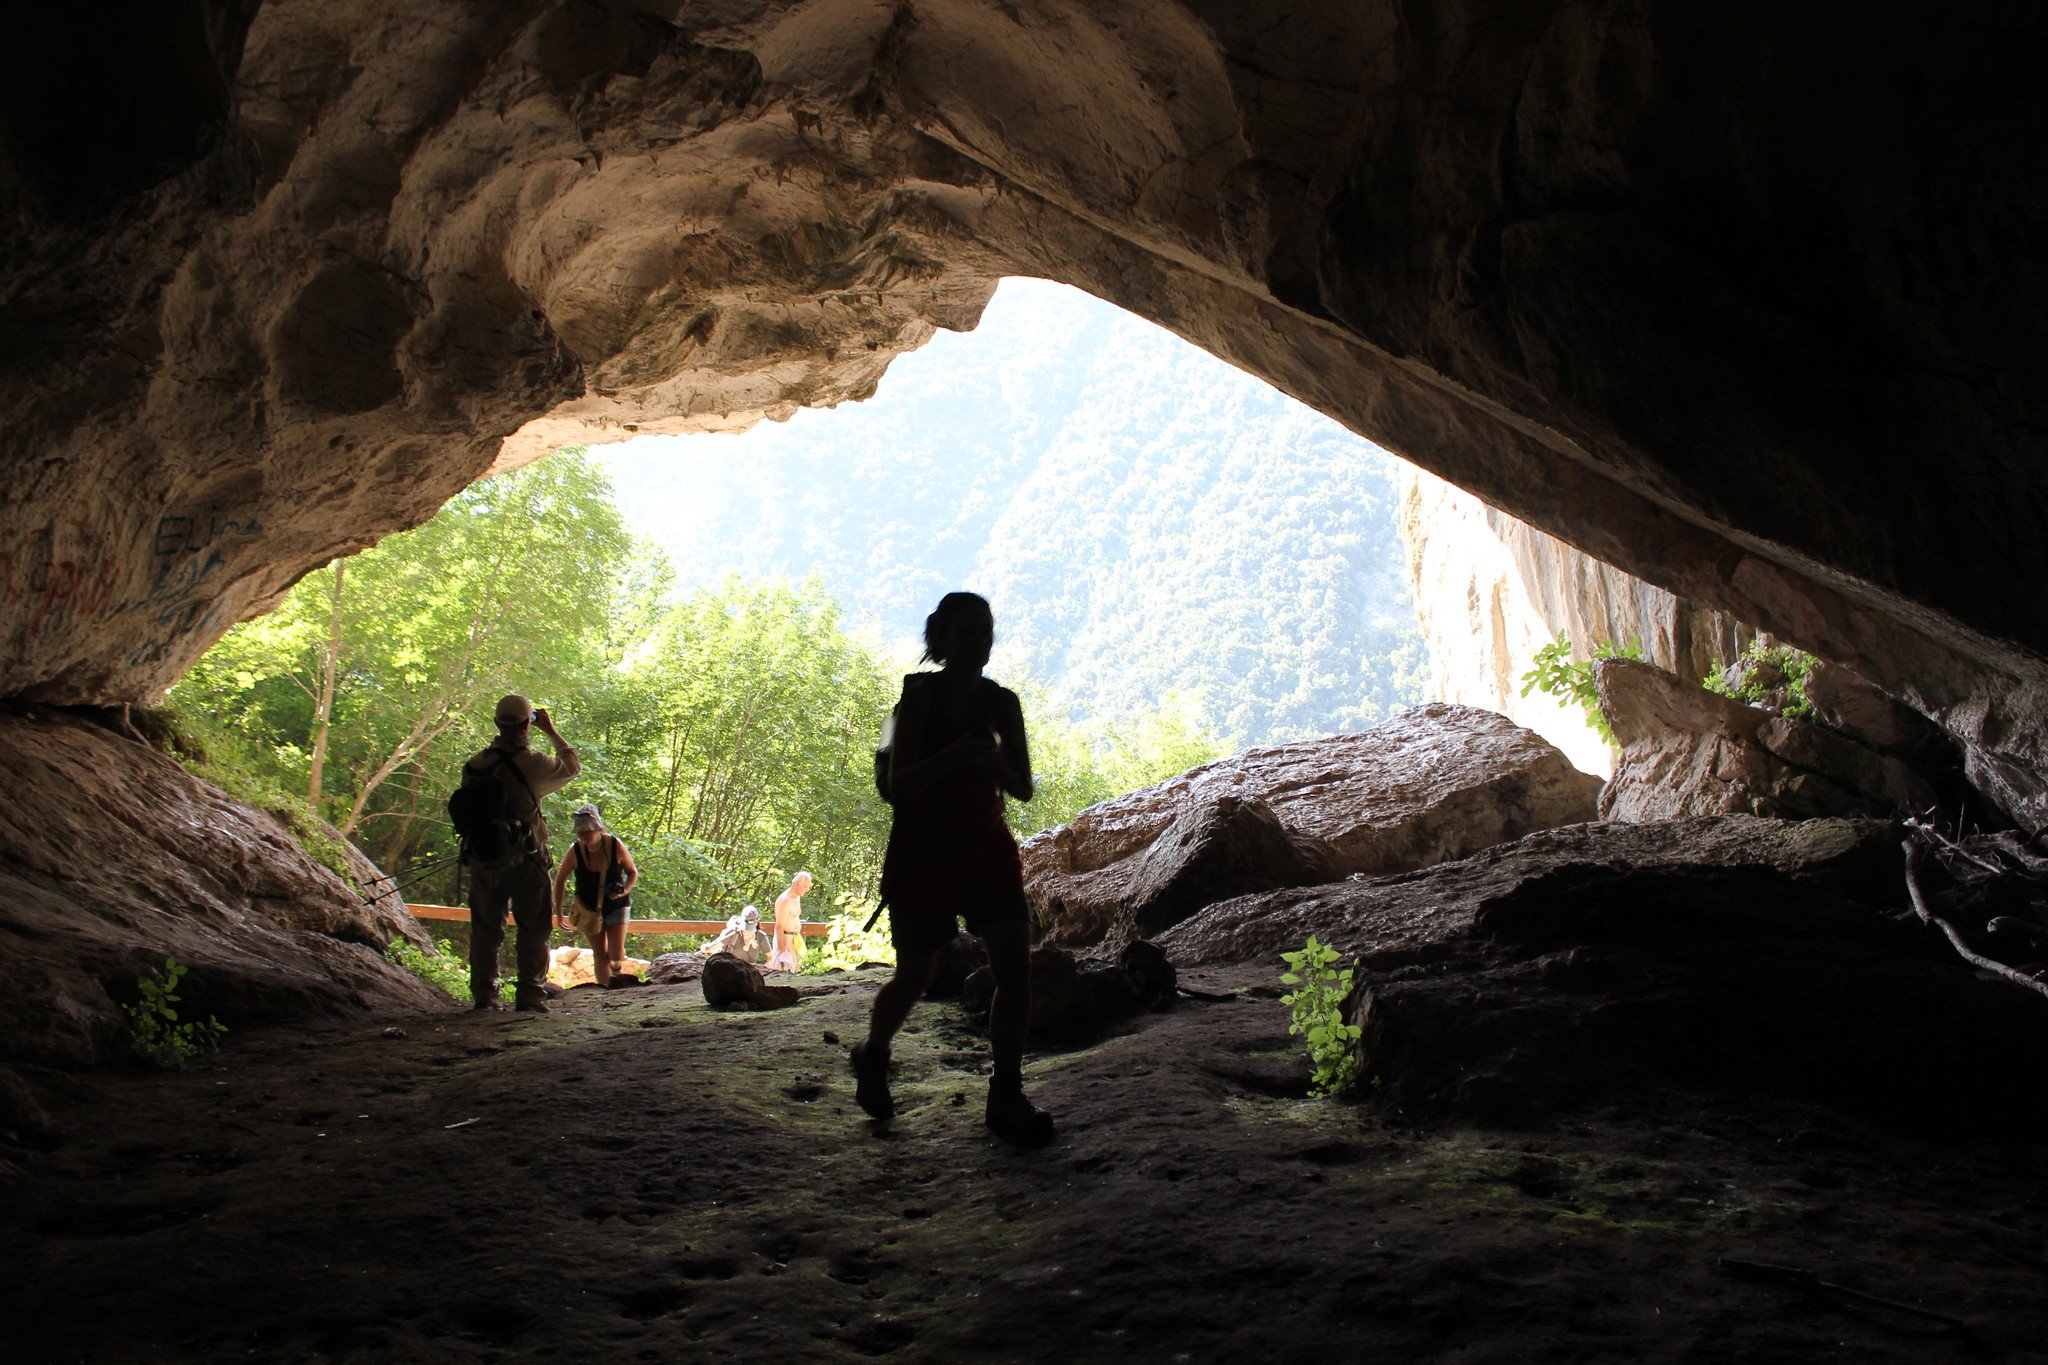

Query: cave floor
4;966;2045;1363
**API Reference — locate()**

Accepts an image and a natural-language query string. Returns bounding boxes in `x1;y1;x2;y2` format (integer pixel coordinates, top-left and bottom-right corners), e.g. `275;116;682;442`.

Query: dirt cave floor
5;966;2046;1363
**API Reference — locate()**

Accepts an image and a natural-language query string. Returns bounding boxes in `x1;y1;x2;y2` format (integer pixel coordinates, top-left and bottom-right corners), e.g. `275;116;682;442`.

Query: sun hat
571;803;604;832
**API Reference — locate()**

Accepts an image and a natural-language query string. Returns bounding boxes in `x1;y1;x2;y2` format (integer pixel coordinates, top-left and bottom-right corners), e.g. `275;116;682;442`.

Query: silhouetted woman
851;591;1053;1144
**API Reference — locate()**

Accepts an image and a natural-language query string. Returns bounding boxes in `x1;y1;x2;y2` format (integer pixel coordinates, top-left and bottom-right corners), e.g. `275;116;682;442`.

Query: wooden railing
406;903;832;936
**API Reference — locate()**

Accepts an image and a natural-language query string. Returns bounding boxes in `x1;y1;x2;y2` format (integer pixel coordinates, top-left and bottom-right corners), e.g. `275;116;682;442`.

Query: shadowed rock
0;709;451;1091
1161;813;2044;1132
700;953;800;1011
1158;815;1904;967
960;941;1177;1045
647;951;707;985
923;933;990;1001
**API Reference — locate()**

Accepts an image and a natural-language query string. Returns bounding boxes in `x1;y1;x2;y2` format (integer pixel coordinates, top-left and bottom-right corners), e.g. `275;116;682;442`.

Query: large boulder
1158;814;1905;966
1025;703;1602;947
1595;658;1937;822
648;951;707;985
0;709;452;1091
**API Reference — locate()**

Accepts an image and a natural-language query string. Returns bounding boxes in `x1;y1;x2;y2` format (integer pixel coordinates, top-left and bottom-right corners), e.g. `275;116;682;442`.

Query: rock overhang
4;0;2046;818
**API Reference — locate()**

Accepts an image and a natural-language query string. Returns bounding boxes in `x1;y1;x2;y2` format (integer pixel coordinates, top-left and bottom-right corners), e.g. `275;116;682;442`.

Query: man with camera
462;693;581;1012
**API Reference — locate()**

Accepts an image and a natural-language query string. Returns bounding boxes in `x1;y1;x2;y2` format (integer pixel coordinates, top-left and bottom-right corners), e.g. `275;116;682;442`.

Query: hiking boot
849;1041;894;1120
514;996;551;1014
471;999;503;1012
984;1087;1055;1147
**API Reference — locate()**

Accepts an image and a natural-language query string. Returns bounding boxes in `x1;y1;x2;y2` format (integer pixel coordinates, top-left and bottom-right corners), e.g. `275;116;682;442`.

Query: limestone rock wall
4;1;2048;822
1399;466;1750;777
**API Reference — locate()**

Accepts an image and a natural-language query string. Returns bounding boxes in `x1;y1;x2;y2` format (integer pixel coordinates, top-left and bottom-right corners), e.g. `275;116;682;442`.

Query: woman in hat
551;804;642;987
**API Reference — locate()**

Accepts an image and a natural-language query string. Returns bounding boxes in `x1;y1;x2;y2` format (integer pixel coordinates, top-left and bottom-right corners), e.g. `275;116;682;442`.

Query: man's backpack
448;752;536;875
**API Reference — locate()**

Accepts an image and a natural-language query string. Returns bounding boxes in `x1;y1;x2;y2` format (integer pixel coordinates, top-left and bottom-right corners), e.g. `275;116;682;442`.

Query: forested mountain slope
602;280;1425;746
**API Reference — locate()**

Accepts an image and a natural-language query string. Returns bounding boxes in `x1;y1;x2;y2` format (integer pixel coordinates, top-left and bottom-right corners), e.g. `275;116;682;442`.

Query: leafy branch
1519;632;1643;750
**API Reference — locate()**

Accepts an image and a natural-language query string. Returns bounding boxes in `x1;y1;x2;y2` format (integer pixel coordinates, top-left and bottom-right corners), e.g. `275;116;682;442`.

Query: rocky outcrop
1594;658;1936;823
1160;815;2044;1131
1158;814;1906;967
1032;791;1338;950
4;1;2048;833
958;941;1179;1045
1025;703;1602;947
0;709;452;1086
648;950;707;985
1399;467;1750;776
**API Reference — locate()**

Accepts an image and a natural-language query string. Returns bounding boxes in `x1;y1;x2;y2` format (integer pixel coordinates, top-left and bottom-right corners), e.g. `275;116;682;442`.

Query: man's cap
572;803;603;832
494;693;532;727
741;905;760;925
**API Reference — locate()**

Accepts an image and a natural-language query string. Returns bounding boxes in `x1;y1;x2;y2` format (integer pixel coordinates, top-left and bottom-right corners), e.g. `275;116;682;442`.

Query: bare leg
865;948;939;1051
979;917;1054;1144
980;917;1032;1092
603;921;630;981
850;947;938;1120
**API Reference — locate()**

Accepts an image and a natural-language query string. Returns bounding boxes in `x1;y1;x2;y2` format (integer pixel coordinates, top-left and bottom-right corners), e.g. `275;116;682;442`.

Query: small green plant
1702;639;1815;719
1520;633;1643;750
804;894;896;973
1279;935;1361;1097
386;936;512;1002
125;957;226;1065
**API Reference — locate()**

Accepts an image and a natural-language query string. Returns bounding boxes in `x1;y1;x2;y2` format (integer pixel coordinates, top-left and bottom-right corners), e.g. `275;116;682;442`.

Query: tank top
572;836;626;909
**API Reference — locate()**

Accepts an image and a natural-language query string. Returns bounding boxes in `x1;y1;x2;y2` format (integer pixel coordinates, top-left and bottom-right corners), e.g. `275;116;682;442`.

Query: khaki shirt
466;733;580;854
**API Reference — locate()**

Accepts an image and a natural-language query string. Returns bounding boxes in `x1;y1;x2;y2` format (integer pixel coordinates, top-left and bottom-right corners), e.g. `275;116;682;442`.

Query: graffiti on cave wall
125;506;267;670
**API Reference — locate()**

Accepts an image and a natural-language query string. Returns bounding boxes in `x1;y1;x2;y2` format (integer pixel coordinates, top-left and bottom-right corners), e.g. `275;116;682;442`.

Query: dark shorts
601;899;631;928
889;882;1029;956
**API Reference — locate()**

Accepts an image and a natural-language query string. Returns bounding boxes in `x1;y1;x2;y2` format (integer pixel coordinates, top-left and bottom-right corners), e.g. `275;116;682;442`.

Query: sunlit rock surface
4;1;2046;832
1025;703;1602;947
0;710;449;1097
1595;658;1937;823
1399;467;1749;777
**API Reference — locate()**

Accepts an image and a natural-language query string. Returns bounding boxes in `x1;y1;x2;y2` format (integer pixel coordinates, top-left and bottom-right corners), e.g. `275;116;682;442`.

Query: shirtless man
767;871;812;972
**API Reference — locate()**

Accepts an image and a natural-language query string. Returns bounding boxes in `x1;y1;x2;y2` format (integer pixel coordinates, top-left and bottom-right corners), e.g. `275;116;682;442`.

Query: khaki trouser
468;856;553;1005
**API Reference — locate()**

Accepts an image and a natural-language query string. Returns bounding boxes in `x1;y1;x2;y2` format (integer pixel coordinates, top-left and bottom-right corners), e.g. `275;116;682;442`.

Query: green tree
563;576;898;916
175;449;635;856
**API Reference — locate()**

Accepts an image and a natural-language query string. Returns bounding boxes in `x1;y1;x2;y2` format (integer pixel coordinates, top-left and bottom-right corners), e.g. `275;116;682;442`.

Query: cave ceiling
3;0;2045;821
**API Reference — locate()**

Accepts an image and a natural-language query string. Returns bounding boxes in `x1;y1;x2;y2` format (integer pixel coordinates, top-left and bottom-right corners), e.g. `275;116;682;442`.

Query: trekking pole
359;853;460;903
